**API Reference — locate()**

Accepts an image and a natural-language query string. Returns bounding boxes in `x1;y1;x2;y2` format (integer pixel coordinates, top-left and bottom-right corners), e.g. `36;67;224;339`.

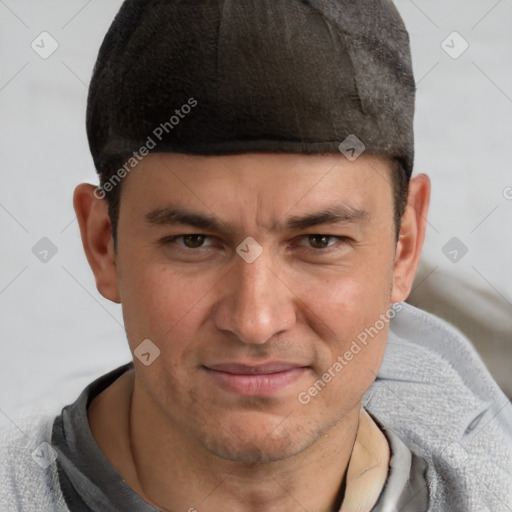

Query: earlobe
73;184;121;303
391;174;431;303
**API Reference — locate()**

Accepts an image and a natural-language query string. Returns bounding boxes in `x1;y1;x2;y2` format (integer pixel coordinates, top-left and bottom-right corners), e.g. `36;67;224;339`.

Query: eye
160;234;349;252
163;234;214;249
297;235;349;250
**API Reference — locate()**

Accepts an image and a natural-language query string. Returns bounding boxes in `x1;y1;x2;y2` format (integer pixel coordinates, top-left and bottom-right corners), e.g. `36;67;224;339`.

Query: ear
73;184;121;303
391;174;431;302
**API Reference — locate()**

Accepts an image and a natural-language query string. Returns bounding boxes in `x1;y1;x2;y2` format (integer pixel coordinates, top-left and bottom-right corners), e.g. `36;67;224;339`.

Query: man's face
114;152;398;463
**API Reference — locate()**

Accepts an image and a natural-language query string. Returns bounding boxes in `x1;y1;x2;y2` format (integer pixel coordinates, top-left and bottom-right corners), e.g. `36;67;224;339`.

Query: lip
203;362;309;396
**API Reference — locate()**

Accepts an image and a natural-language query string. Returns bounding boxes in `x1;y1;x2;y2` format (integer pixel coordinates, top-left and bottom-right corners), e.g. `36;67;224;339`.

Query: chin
202;433;306;464
196;413;323;464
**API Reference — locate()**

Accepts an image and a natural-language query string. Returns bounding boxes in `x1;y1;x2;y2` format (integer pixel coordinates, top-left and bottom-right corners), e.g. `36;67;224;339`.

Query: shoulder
0;413;69;512
366;302;512;511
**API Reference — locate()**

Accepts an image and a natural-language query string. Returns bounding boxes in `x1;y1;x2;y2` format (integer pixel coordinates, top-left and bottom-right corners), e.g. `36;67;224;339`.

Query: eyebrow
145;204;369;232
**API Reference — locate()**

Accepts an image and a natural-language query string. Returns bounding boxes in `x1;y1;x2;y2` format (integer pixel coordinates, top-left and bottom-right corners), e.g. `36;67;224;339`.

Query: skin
74;152;430;512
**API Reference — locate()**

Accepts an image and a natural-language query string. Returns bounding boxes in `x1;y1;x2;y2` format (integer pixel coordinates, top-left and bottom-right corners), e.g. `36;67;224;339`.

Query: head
75;0;430;463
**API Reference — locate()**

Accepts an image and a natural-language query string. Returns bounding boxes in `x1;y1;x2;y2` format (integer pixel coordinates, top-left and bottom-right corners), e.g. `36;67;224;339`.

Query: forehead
125;152;393;191
117;153;392;237
120;152;394;227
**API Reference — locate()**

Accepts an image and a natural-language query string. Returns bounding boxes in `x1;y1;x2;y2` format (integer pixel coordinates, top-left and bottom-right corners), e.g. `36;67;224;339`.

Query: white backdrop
1;0;511;429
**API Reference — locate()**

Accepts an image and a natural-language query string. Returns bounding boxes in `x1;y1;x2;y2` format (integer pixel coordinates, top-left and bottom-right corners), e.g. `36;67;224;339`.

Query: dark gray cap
87;0;415;178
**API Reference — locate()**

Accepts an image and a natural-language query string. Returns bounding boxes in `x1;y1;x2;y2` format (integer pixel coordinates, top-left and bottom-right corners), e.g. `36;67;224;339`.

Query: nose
213;247;296;345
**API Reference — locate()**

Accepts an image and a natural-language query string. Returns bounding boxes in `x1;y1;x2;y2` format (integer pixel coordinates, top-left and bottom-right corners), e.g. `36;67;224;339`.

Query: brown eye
307;235;332;249
159;234;215;251
296;235;350;252
182;234;207;248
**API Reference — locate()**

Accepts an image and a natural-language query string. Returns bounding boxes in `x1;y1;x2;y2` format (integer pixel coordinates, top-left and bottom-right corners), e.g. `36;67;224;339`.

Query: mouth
202;362;309;396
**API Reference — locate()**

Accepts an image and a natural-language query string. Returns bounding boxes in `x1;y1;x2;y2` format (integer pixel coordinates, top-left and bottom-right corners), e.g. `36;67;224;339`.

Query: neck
126;378;361;512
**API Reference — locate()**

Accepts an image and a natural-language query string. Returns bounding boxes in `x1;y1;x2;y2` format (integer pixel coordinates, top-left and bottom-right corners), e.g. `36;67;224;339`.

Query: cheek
118;262;216;408
118;261;215;355
296;259;392;402
298;257;393;342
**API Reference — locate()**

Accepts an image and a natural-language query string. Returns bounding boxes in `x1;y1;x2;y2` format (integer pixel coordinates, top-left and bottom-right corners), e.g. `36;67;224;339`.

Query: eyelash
160;234;350;252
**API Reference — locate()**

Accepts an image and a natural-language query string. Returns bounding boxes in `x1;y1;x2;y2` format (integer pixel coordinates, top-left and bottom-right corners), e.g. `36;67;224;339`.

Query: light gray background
1;0;511;429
